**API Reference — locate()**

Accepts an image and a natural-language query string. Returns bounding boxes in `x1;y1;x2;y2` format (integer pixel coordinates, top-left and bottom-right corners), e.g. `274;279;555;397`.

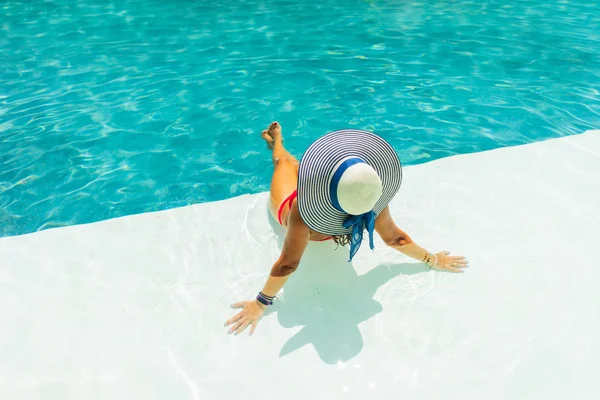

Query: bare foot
261;129;274;150
268;121;283;146
261;121;283;150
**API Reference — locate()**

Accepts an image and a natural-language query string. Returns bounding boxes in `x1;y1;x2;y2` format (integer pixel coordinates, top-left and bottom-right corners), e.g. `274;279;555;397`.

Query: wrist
426;253;438;269
256;291;274;307
424;251;432;264
254;299;267;311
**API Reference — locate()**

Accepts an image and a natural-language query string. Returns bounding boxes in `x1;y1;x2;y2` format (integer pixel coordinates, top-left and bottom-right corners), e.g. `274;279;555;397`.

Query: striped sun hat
297;129;402;261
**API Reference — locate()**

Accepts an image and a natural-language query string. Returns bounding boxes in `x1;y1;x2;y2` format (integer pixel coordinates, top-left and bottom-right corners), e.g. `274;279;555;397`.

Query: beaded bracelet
256;292;274;306
427;254;438;269
424;252;432;265
259;291;274;300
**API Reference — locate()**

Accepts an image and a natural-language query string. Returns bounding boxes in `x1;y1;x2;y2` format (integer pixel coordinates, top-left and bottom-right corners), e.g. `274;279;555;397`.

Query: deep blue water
1;0;599;237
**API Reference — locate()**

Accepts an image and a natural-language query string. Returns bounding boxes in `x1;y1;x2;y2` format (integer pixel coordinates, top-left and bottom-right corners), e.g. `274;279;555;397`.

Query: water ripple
1;0;599;237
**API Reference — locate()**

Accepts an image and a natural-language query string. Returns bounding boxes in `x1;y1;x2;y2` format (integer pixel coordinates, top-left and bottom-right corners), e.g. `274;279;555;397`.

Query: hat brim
297;130;402;236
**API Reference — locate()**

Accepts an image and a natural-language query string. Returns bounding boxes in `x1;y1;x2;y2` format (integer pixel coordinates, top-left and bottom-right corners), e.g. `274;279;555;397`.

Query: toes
268;121;281;136
261;130;274;149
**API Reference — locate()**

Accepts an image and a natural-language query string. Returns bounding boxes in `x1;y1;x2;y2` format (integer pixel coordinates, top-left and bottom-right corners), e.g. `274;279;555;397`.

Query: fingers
452;256;469;268
234;320;251;336
249;320;258;336
224;311;243;327
228;317;246;334
430;252;469;273
431;263;462;273
440;265;464;273
432;262;467;273
445;260;468;270
438;252;470;269
225;316;259;336
225;301;260;336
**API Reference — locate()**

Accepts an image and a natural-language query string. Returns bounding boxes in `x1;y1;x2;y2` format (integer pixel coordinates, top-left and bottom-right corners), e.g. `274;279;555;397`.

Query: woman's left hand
429;251;469;273
224;300;265;336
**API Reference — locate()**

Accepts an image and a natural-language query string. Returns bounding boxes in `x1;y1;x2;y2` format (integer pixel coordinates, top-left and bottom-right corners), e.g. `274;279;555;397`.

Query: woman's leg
261;122;298;226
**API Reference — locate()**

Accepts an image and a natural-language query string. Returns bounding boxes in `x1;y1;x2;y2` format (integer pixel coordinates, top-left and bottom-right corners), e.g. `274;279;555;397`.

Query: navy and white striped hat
297;130;402;254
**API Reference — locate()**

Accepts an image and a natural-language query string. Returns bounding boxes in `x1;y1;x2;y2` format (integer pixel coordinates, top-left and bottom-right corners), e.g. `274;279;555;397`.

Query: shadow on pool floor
266;217;428;364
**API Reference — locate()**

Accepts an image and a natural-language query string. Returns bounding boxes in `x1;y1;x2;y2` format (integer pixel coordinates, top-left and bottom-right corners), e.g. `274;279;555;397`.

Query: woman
225;122;468;335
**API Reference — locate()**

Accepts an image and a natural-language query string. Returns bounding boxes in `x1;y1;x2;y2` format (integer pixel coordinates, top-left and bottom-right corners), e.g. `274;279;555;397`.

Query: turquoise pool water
1;0;599;237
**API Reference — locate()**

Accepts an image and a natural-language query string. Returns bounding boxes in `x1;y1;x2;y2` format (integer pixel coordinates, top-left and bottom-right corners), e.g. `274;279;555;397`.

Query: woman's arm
374;206;468;273
260;201;310;296
225;201;309;335
374;206;427;260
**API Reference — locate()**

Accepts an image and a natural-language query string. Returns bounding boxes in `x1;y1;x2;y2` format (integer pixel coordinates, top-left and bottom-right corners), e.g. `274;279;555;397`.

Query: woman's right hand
224;300;266;336
429;251;469;273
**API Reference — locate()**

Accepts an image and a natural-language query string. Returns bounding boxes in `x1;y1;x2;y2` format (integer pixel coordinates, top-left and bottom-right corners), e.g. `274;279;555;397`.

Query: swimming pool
1;0;599;237
3;131;599;399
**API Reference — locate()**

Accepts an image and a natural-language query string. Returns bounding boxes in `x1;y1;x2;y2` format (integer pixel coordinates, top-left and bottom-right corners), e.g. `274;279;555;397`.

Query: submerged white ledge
1;131;599;399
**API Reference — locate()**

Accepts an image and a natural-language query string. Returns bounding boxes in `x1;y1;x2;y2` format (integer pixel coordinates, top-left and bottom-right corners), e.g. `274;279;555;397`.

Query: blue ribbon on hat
342;211;375;262
330;157;376;262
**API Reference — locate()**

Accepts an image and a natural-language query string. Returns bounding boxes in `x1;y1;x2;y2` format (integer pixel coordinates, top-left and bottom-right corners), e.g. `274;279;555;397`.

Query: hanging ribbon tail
342;211;376;262
365;211;375;250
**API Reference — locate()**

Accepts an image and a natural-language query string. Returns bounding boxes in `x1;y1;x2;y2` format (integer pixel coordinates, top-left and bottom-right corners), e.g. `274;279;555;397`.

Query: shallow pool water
1;0;599;237
2;131;599;399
